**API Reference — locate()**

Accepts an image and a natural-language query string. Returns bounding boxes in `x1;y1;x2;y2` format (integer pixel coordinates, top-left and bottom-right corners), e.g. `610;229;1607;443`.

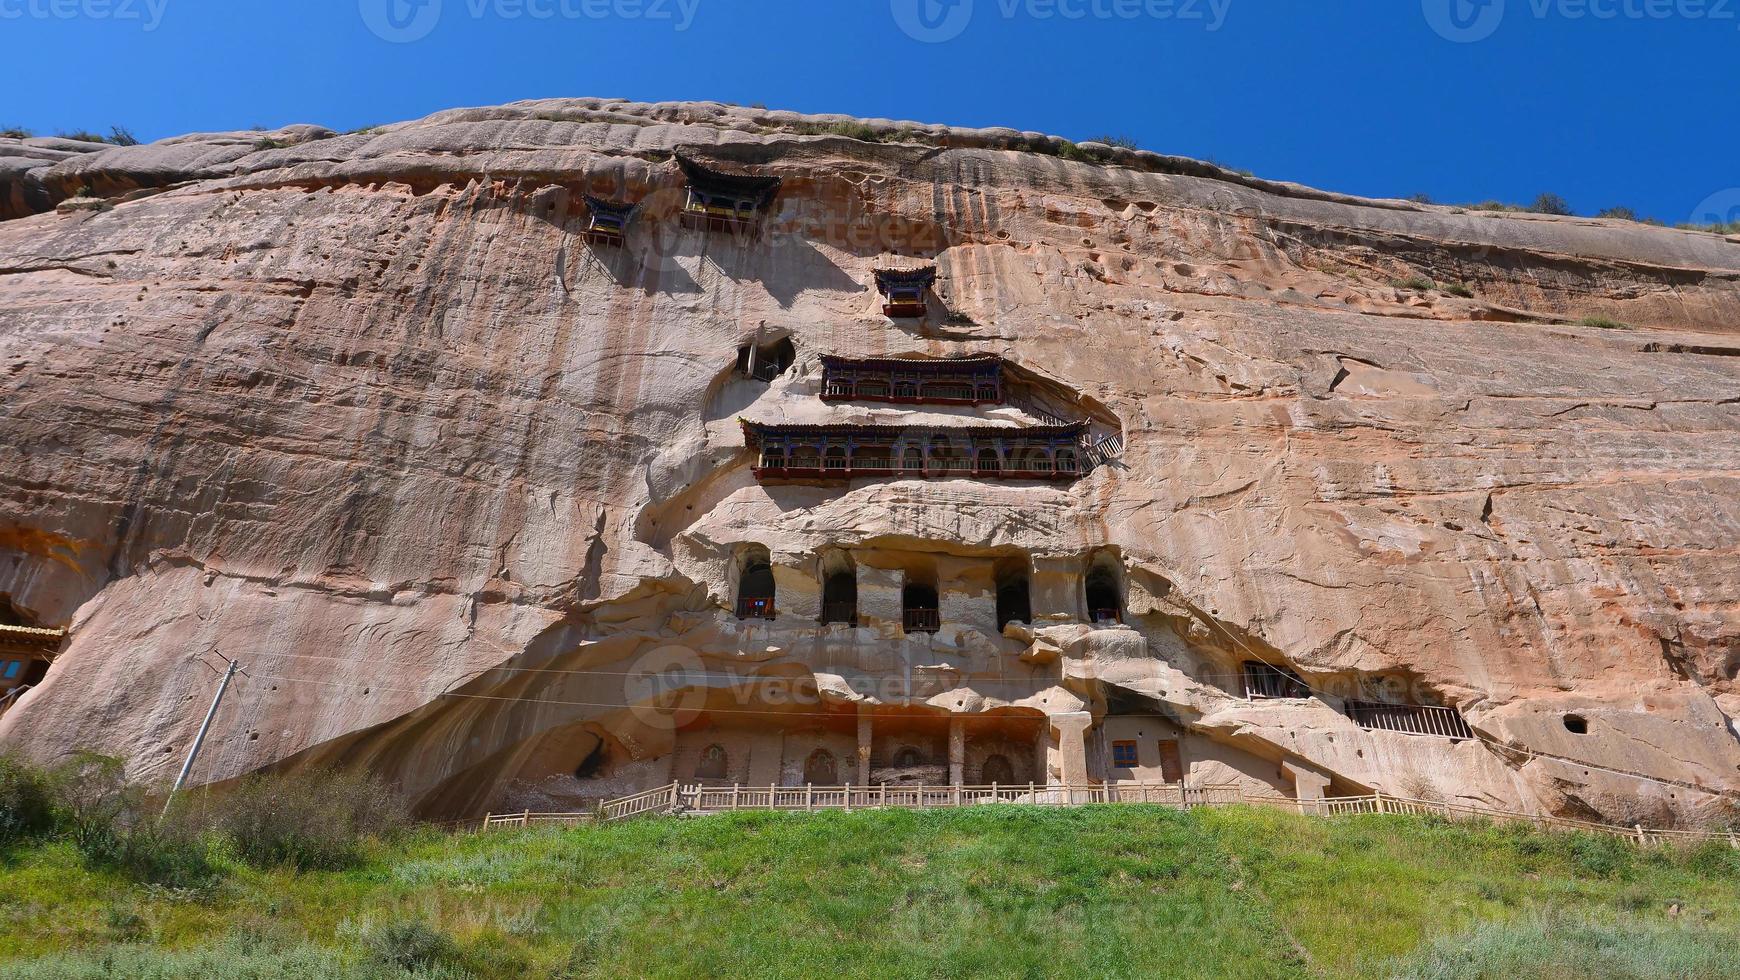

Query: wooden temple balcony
1241;661;1310;700
874;266;937;318
903;608;941;633
821;602;858;626
581;195;637;246
742;421;1088;483
819;354;1003;406
676;154;780;237
735;596;776;621
1345;700;1474;741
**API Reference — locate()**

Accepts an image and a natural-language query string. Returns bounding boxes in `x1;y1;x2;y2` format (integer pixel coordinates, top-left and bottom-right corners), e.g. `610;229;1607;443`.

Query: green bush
50;752;217;887
1386;276;1473;297
364;920;456;972
195;769;409;871
4;934;393;979
1530;192;1574;216
50;753;133;863
792;121;882;143
1578;315;1631;331
0;754;56;845
1388;912;1740;978
1083;133;1141;150
0;126;31;139
1056;140;1098;163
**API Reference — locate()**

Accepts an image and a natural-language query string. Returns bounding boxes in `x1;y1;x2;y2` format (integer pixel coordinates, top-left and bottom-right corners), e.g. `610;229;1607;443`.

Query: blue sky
4;0;1735;222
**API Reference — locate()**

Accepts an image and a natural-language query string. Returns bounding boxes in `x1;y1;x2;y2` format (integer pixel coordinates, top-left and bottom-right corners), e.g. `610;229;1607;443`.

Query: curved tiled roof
819;353;1001;370
675;154;781;205
873;266;938;293
741;419;1086;446
583;195;637;219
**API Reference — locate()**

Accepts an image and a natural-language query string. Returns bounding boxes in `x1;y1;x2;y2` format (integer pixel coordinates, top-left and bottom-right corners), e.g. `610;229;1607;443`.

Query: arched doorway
804;749;839;785
820;550;857;625
1085;550;1123;624
737;545;775;620
994;555;1032;629
696;744;728;780
981;754;1016;785
902;581;940;634
893;746;925;768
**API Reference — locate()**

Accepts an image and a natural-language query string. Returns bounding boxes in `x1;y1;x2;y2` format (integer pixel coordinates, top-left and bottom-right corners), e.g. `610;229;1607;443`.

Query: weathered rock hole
1564;714;1588;734
574;739;607;779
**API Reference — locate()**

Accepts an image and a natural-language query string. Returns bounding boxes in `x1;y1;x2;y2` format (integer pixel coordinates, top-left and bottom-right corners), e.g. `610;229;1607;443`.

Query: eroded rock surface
2;99;1738;825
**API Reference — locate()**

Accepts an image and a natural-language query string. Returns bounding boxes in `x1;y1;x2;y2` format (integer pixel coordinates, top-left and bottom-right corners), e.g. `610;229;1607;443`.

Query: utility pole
162;656;242;818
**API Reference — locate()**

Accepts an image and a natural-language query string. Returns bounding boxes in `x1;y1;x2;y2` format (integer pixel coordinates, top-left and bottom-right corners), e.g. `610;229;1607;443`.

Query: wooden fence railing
598;782;683;822
1260;793;1740;848
681;782;1243;813
481;784;1740;849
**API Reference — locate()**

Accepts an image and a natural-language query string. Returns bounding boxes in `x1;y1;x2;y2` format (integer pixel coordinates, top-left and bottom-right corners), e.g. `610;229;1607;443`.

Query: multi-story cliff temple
4;100;1737;828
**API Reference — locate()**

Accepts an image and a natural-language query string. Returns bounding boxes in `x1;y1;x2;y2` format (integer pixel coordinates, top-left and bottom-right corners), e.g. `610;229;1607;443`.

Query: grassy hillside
2;805;1738;978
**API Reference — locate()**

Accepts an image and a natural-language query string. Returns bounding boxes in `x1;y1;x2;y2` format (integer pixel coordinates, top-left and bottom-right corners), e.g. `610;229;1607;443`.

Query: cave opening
994;555;1032;630
820;550;857;626
1085;550;1123;624
736;545;776;620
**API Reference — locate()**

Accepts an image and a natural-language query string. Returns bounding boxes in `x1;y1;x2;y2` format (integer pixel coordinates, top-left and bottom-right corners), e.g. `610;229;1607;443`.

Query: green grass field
2;805;1737;978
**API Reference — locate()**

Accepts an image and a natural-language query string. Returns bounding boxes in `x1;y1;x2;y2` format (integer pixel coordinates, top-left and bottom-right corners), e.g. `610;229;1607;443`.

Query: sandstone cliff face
2;99;1738;824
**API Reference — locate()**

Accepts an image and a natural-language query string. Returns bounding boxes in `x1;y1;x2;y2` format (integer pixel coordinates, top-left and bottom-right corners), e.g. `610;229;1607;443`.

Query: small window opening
1112;741;1139;768
737;336;796;382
